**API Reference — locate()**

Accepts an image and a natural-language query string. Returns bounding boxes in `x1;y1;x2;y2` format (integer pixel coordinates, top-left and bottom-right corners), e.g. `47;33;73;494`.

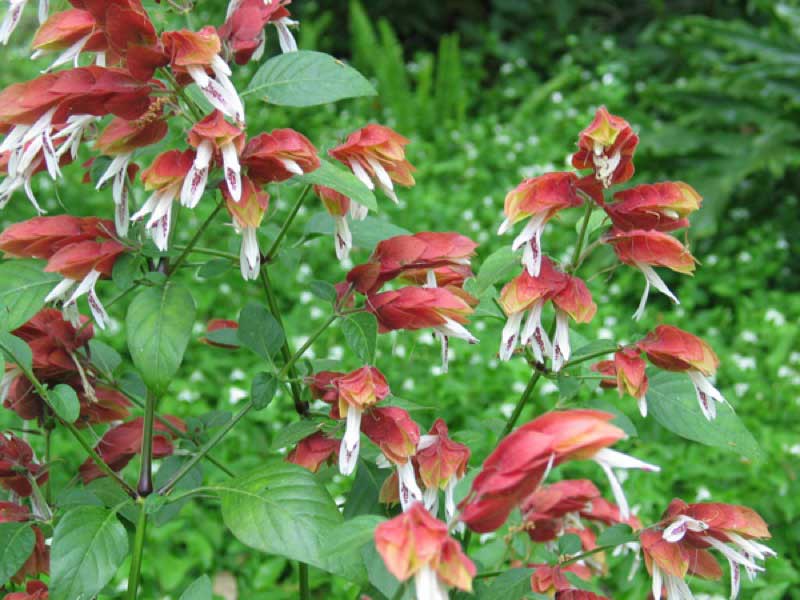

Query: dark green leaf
49;506;129;600
0;260;60;331
479;568;535;600
341;312;378;364
237;302;285;360
88;339;122;375
325;515;385;557
246;50;376;107
596;524;636;547
50;384;80;423
298;160;377;212
204;327;240;348
384;395;435;412
303;212;410;251
251;372;278;410
585;399;638;437
179;575;213;600
648;371;761;460
558;533;582;555
0;522;35;586
219;461;365;582
111;254;141;291
343;460;384;519
309;280;337;302
196;258;231;279
475;247;519;294
126;283;196;394
556;373;582;401
0;332;32;371
271;420;322;450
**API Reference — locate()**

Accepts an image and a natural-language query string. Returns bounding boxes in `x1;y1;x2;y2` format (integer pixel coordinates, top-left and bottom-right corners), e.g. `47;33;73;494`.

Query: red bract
498;172;583;276
77;383;131;425
220;0;296;62
79;416;184;483
572;106;639;188
10;527;49;585
31;9;105;70
637;325;725;421
199;319;240;349
335;366;390;476
184;110;246;207
522;479;600;542
604;228;696;321
329;124;415;205
162;27;245;123
13;307;92;377
0;215;109;258
287;431;339;473
368;286;477;338
307;370;341;405
550;273;597;371
132;149;194;252
0;432;48;497
241;129;319;184
594;348;649;417
223;175;269;281
3;581;49;600
375;503;475;598
530;564;592;595
0;501;31;522
347;232;477;295
606;182;702;232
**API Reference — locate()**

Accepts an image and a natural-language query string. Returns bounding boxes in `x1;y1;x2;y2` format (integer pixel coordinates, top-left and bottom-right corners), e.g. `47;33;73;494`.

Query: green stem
137;391;156;497
259;269;309;417
568;200;594;274
126;503;148;600
158;400;254;496
499;372;543;439
298;562;310;600
161;68;204;121
43;415;53;506
264;185;311;263
560;543;614;566
278;313;338;379
172;246;238;261
474;570;504;580
169;201;225;277
562;347;619;370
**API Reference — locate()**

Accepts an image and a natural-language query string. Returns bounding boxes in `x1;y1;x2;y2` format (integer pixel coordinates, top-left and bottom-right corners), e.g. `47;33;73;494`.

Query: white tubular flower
187;61;245;125
333;216;352;262
181;140;213;209
498;310;523;361
687;370;726;421
510;211;548;277
348;201;368;221
397;459;423;512
221;141;242;202
274;17;298;53
0;0;27;45
520;299;551;363
551;309;571;372
414;565;449;600
238;226;260;281
593;448;660;521
632;261;680;321
661;515;709;543
338;406;362;476
45;269;109;329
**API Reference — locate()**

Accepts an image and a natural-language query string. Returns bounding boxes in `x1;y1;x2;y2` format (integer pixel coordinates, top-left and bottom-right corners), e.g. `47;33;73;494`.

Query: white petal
435;317;477;344
37;0;47;23
444;476;460;524
594;448;661;472
348;158;375;190
279;157;303;175
638;394;648;418
45;277;76;303
497;217;512;235
705;537;764;573
275;19;298;53
729;558;741;600
338;407;362;476
366;157;394;192
181;165;208;209
597;459;630;520
552;309;571;372
637;262;680;304
239;227;260;280
398;459;423;511
511;212;547;252
423;486;439;515
521;300;551;362
414;565;448;600
349;200;368;221
499;311;524;361
221;142;242;202
633;278;650;321
334;216;352;262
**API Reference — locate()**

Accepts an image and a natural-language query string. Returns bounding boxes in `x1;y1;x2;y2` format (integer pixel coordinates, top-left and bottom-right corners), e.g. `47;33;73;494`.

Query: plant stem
172;246;238;261
264;185;311;263
126;503;148;600
560;543;614;566
499;372;543;439
568;200;594;274
278;313;338;379
137;391;156;497
169;201;225;277
259;269;309;417
474;570;504;580
43;413;53;505
298;562;310;600
562;347;620;370
158;400;254;496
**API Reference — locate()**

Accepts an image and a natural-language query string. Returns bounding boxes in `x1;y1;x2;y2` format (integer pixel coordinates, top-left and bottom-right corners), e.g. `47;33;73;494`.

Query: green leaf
271;420;322;450
575;207;609;237
556;373;582;401
298;159;377;212
0;259;60;331
596;523;636;547
475;247;519;294
184;84;215;114
219;461;365;582
558;532;583;555
343;460;384;519
89;156;112;187
49;506;129;600
196;258;231;279
237;302;285;360
126;283;196;394
647;371;762;460
304;212;411;251
204;327;240;347
179;575;212;600
325;515;385;557
479;568;535;600
341;312;378;364
309;280;337;302
251;372;278;410
246;50;377;107
0;331;32;371
88;339;122;375
50;384;80;423
0;522;35;586
111;254;141;291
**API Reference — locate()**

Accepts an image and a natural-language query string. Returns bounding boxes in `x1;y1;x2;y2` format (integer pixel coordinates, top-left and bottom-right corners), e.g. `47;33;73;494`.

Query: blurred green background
1;0;798;598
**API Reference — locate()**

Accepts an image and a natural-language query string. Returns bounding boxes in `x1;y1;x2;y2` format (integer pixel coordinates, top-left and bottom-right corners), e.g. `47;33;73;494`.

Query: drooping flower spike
604;228;696;321
416;419;470;525
94;113;168;234
162;27;245;123
637;325;726;420
497;172;583;277
241;129;320;184
641;498;774;600
334;366;390;476
329;124;415;216
131;149;194;252
605;182;702;232
362;406;423;511
223;175;269;281
221;0;297;63
592;347;649;416
184;110;245;207
497;257;566;362
572;106;639;188
375;502;476;600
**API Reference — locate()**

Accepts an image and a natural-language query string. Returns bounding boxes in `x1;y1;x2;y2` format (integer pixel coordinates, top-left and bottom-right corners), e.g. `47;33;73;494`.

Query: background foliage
1;0;797;598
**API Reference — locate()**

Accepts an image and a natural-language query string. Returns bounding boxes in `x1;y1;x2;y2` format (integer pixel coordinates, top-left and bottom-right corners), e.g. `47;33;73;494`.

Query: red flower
637;325;725;421
368;286;477;339
241;129;320;184
416;419;470;520
606;182;702;232
329;124;415;205
498;172;583;276
79;416;185;483
0;215;114;259
521;479;600;542
604;228;696;320
315;185;353;260
550;273;597;371
572;106;639;188
32;9;105;70
0;432;48;497
287;431;339;473
375;503;475;597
